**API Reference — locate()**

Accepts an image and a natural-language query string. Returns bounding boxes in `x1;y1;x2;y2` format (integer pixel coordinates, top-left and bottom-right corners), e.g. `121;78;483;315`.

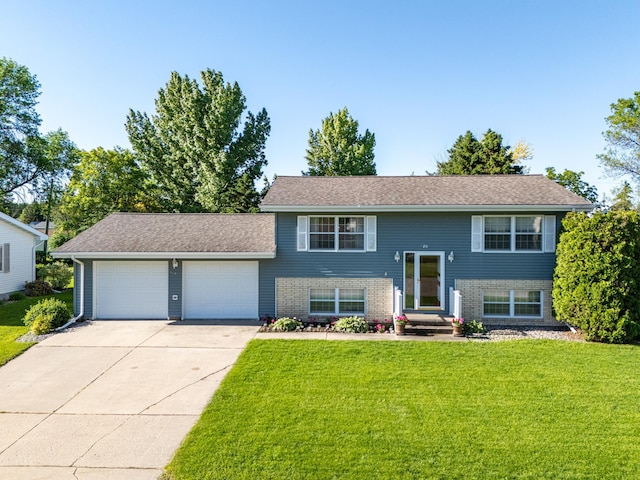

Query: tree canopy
545;167;598;204
126;68;270;213
53;147;156;246
0;58;76;197
597;91;640;182
304;107;376;176
436;129;524;175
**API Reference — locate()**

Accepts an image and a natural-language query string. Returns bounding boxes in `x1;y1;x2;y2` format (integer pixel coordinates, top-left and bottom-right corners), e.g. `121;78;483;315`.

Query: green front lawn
166;340;640;479
0;290;73;366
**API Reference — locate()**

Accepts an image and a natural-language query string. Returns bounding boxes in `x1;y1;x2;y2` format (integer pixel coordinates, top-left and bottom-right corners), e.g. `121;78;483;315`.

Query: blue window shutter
544;216;556;252
471;216;483;252
366;216;377;252
297;216;308;251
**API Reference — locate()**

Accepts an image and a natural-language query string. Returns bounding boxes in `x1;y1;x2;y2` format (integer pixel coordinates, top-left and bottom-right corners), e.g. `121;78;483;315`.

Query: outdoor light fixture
448;251;455;263
172;258;178;269
394;251;401;263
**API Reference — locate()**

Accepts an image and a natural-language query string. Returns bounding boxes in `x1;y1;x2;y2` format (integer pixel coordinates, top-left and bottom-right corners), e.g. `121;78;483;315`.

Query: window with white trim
309;287;366;315
298;215;376;252
472;215;555;253
483;290;542;318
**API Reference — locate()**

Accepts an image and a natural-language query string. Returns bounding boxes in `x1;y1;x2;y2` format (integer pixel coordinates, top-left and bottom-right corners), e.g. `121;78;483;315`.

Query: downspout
55;256;84;331
32;240;46;282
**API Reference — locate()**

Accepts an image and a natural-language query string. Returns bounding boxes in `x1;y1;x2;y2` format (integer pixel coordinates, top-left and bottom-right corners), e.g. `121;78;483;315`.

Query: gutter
55;256;84;331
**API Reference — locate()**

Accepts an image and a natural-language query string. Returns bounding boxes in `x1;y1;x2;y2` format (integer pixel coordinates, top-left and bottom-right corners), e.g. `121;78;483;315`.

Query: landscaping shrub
464;319;485;334
37;262;73;290
553;211;640;343
271;317;302;331
334;316;368;333
8;291;26;302
22;297;70;334
24;279;52;297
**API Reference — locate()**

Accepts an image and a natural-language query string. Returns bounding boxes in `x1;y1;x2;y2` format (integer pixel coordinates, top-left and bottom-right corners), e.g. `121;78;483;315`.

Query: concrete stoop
403;311;454;336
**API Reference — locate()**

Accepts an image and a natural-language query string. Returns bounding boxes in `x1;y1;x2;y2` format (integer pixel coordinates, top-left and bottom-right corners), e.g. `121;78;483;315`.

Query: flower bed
259;315;397;334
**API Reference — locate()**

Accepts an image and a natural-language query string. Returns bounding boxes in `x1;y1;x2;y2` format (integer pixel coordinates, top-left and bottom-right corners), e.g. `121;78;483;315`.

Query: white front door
404;252;445;310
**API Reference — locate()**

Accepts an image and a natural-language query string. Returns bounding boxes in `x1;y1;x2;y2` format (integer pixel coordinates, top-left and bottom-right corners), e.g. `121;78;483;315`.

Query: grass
0;290;73;366
165;339;640;479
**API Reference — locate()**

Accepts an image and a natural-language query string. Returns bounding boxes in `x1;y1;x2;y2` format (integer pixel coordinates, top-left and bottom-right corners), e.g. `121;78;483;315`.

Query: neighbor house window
0;243;7;273
483;290;542;318
483;216;543;252
309;287;365;315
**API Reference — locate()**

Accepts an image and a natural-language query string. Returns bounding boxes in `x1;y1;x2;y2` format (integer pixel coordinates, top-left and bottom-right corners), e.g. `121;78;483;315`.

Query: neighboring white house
0;212;48;297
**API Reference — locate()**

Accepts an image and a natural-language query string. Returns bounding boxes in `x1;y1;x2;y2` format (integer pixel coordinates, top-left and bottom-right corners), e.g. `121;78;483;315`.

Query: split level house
52;175;593;325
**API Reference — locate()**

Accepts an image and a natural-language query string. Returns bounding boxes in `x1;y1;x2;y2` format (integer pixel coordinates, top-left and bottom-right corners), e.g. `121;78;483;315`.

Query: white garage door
95;261;168;319
183;261;258;319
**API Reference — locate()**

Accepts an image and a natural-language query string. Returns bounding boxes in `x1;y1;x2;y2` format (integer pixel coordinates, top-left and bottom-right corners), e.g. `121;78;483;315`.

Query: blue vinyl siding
257;212;565;316
168;260;182;318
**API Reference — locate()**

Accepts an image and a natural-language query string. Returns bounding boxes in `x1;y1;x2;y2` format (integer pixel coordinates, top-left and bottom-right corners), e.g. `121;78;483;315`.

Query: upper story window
472;215;555;253
309;216;364;251
298;216;376;252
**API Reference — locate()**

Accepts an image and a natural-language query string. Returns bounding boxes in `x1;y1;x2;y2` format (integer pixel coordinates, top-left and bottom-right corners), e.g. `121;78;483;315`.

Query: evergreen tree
437;129;523;175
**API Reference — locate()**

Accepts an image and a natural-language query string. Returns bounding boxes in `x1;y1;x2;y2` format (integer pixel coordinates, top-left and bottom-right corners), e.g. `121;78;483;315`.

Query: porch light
172;258;178;269
394;251;401;263
448;251;454;263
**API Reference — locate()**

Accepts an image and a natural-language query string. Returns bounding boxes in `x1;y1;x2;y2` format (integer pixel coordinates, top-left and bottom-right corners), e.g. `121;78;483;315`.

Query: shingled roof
260;175;593;212
53;213;276;258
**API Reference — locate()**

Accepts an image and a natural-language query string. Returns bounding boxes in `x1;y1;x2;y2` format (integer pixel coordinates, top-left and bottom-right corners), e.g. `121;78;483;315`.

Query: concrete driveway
0;320;258;479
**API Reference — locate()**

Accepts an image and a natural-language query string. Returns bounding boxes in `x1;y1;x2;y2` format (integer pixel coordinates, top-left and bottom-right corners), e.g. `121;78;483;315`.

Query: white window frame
472;215;556;253
482;289;543;318
298;215;376;252
309;287;366;316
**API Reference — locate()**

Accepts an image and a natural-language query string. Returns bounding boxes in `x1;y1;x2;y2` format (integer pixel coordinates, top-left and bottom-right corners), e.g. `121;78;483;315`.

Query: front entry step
403;311;454;335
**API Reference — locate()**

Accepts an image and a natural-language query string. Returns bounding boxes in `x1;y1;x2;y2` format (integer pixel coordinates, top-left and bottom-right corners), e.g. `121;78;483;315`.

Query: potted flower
451;317;465;336
394;314;409;335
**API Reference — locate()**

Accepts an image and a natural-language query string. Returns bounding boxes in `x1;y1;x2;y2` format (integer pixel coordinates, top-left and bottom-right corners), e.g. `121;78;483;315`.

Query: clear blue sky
3;0;639;200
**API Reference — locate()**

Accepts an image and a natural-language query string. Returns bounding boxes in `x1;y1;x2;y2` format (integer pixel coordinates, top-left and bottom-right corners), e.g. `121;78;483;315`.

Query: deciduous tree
304;107;376;176
545;167;598;204
437;129;524;175
54;147;156;246
597;91;640;182
0;58;75;197
126;69;270;212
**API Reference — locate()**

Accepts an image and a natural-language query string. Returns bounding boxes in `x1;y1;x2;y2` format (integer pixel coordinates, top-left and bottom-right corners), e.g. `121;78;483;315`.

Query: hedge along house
258;175;593;326
52;213;275;320
53;175;593;325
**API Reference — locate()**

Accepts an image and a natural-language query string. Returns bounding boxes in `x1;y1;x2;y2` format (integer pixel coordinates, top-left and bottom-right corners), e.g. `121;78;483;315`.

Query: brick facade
455;279;560;326
276;277;393;321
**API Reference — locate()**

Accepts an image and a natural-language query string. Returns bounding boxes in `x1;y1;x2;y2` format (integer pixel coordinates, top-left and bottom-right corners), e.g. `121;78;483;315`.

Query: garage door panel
183;261;258;319
95;261;168;319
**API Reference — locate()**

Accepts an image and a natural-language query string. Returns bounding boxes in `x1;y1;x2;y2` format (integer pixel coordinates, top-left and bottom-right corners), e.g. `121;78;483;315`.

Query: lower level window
310;287;365;315
483;290;542;317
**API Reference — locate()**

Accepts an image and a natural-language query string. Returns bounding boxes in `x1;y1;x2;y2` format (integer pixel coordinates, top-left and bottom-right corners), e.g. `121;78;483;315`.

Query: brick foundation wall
276;277;393;321
455;279;560;326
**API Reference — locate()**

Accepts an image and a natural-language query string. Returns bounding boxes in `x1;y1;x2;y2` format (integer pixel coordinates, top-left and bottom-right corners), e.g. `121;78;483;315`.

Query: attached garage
95;261;168;319
52;213;276;321
183;261;259;319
